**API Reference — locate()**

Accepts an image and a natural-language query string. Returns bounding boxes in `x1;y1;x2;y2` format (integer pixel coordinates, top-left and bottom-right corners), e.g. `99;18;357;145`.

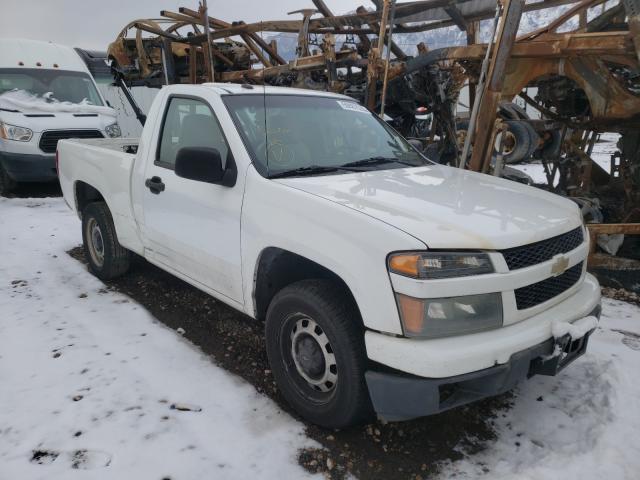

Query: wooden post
466;21;479;110
379;0;397;118
622;0;640;63
365;0;390;111
189;44;197;84
201;0;215;82
468;0;524;173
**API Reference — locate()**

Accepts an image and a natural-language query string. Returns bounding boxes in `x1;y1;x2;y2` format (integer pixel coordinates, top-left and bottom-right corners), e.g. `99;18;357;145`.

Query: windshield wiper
269;157;417;179
0;107;21;113
340;156;415;168
269;165;348;179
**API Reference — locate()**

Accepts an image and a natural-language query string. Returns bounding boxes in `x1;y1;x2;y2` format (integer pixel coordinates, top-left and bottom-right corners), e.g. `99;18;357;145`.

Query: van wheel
265;279;373;428
82;202;131;280
0;164;16;196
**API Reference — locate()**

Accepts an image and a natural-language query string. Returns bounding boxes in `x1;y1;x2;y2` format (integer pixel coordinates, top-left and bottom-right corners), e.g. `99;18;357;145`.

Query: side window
157;97;230;169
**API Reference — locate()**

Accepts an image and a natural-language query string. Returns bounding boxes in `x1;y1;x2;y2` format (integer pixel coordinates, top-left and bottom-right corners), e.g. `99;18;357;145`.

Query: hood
0;110;116;134
276;165;582;250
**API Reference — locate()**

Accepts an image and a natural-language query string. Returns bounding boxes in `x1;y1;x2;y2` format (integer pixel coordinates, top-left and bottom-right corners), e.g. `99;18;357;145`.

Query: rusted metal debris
467;0;525;172
105;0;640;273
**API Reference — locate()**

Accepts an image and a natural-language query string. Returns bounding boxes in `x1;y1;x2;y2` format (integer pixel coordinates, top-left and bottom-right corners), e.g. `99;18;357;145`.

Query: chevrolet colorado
57;83;601;428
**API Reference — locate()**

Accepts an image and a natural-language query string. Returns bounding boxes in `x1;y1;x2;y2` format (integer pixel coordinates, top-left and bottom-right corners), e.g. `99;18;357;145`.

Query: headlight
388;252;494;279
396;292;503;338
105;122;121;138
0;122;33;142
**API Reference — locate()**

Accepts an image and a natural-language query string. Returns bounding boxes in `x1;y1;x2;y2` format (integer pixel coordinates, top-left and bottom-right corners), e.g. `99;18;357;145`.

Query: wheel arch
74;180;107;218
252;247;363;325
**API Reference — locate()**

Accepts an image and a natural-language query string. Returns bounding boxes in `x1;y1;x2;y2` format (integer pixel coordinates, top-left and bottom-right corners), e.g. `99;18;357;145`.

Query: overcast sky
0;0;365;51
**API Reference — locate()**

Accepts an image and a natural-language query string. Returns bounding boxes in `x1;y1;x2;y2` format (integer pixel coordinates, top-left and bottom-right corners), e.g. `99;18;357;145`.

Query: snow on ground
513;132;619;185
440;297;640;480
0;197;317;479
1;195;640;480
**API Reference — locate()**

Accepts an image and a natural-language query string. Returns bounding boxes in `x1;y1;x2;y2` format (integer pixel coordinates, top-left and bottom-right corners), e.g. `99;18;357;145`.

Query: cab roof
199;82;352;100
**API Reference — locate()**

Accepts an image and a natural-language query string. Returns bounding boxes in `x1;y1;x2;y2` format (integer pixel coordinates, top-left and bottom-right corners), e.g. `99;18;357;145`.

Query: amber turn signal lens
396;294;425;335
388;254;420;277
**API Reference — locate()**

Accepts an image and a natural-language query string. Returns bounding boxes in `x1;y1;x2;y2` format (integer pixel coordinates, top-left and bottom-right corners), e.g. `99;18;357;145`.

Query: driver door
140;94;244;306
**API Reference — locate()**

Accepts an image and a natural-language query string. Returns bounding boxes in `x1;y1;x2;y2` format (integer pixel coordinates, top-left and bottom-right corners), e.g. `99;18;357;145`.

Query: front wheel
81;202;131;280
265;279;373;428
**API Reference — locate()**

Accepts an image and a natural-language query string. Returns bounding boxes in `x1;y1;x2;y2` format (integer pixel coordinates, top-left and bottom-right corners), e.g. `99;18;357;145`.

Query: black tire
500;120;539;164
265;279;373;428
81;202;131;280
0;164;16;197
537;129;562;160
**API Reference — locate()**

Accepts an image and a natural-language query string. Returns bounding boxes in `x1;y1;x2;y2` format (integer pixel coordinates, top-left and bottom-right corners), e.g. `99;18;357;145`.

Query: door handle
145;176;165;194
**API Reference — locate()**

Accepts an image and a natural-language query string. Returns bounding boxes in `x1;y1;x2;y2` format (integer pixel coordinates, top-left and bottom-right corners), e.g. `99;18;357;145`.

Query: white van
0;38;120;194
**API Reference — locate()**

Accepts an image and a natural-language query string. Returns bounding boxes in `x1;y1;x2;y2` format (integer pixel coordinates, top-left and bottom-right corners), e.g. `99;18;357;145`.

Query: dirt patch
31;450;59;465
68;246;510;479
602;287;640;306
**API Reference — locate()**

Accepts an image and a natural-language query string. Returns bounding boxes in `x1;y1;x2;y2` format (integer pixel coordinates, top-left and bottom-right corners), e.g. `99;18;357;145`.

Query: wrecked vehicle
57;83;601;427
0;38;122;195
107;18;253;85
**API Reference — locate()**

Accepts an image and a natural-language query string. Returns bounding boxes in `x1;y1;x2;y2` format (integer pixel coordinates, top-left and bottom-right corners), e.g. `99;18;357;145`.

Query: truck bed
57;137;143;253
69;137;140;154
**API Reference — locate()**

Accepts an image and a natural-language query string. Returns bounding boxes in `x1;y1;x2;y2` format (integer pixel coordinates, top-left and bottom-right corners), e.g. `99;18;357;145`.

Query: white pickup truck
58;83;601;428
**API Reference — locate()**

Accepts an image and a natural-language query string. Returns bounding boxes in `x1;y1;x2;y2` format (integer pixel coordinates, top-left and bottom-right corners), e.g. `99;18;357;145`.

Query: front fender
241;168;425;335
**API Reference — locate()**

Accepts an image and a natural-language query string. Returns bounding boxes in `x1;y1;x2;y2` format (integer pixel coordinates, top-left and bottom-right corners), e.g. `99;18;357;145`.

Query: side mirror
174;146;237;187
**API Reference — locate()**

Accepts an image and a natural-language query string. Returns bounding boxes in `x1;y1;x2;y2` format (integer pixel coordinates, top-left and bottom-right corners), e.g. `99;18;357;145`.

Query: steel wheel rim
289;315;338;393
87;218;105;267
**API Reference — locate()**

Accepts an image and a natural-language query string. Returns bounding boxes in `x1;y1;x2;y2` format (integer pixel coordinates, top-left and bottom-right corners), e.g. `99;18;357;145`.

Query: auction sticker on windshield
337;100;370;114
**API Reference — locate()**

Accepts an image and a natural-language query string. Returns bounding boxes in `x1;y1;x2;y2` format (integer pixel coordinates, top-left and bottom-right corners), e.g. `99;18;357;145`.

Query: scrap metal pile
104;0;640;278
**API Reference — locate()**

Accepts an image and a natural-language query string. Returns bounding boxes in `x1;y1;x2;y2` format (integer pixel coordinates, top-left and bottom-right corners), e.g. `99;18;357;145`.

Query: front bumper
366;273;601;378
366;304;600;421
0;151;57;182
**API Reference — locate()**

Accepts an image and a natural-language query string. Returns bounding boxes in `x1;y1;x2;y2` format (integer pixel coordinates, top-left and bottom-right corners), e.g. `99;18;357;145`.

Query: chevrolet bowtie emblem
551;255;570;276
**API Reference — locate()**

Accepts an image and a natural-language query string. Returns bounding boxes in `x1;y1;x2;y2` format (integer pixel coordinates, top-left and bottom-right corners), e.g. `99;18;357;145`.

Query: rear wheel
82;202;131;280
265;279;373;428
0;164;16;197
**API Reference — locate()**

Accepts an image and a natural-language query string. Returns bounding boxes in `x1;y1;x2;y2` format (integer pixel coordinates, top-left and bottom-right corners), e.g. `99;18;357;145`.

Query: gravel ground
67;247;511;480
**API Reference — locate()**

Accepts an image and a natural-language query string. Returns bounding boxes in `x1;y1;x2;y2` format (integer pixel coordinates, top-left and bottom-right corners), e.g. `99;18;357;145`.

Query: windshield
0;68;103;106
223;94;429;177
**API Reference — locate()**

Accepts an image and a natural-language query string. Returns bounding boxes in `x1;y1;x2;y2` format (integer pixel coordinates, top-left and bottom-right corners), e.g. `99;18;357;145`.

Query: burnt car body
104;0;640;285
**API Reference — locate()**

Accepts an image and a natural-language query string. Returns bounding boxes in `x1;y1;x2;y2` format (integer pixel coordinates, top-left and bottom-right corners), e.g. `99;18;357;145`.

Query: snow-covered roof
0;38;89;72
